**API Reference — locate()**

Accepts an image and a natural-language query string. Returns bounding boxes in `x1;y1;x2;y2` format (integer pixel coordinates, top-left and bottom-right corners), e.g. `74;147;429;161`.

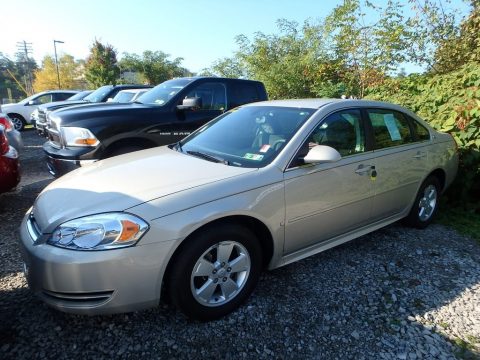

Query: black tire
404;176;441;229
108;145;145;158
9;114;25;131
168;224;262;321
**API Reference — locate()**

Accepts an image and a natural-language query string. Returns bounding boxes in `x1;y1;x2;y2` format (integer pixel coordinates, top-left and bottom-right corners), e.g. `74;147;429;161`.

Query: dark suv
43;77;267;176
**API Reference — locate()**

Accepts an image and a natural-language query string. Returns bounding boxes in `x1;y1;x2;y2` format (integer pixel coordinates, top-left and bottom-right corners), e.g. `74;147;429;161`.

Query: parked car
33;90;94;137
0;90;79;131
43;77;268;176
34;85;151;137
0;113;23;152
0;125;20;193
20;99;458;320
108;88;152;103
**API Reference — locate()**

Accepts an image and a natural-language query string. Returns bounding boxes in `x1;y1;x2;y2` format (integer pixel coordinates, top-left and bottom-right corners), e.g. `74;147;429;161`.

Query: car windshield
136;78;193;105
18;92;46;105
67;91;92;101
83;85;114;103
179;106;314;168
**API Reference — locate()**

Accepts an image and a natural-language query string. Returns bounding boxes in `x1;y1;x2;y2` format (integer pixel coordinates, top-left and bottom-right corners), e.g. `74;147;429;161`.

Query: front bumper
43;142;99;177
19;212;174;315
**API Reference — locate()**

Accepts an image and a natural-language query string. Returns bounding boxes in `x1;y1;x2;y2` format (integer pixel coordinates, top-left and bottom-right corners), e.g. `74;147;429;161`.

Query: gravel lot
1;131;479;359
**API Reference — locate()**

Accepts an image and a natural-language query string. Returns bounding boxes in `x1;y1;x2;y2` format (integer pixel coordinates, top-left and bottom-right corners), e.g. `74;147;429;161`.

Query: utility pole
53;40;64;89
16;41;34;95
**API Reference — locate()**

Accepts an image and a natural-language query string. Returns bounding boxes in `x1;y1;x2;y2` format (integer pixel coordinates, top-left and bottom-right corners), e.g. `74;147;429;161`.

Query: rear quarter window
229;83;261;108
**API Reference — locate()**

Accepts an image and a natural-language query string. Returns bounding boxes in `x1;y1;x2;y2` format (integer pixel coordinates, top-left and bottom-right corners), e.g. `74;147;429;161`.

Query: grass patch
435;203;480;243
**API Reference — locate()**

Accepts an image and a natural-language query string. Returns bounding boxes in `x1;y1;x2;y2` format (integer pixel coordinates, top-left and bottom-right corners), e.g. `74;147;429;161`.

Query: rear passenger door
366;108;429;221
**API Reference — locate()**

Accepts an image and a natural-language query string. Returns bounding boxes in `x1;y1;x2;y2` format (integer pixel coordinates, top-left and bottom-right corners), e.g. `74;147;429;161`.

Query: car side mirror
303;145;342;164
27;100;39;106
177;97;202;110
107;98;114;102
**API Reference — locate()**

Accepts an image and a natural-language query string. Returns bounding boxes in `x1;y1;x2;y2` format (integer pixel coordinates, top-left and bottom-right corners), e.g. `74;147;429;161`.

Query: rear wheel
404;176;441;229
9;115;25;131
168;224;262;321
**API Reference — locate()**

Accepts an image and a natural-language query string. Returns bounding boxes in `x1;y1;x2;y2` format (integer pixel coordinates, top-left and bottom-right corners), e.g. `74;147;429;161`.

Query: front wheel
9;115;25;131
168;224;262;321
404;176;441;229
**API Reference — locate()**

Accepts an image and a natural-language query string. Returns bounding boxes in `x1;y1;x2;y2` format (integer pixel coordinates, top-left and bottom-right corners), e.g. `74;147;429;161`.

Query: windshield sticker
244;153;264;161
384;114;402;141
259;144;271;153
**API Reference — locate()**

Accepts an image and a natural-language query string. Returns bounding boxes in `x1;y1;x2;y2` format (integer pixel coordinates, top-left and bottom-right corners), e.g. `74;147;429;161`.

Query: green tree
84;40;120;88
325;0;408;97
119;50;189;85
33;54;83;91
404;0;460;71
234;19;342;99
433;0;480;73
0;53;26;100
207;57;247;78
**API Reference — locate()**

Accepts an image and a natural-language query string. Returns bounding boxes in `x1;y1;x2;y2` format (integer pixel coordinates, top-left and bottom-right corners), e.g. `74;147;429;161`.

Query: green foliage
119;51;190;85
208;57;246;79
0;52;37;99
434;0;480;73
325;0;408;97
227;19;348;99
405;0;460;70
84;40;120;88
436;202;480;242
366;64;480;208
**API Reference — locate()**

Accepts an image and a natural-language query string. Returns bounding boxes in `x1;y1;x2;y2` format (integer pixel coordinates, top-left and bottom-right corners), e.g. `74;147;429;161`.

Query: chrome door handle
355;165;375;175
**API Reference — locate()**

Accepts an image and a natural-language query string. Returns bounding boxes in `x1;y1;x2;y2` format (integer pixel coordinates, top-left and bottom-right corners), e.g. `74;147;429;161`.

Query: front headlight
61;126;99;147
47;213;149;250
31;108;39;120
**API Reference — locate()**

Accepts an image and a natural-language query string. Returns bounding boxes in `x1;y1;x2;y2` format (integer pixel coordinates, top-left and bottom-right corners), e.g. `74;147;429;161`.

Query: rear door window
366;109;413;149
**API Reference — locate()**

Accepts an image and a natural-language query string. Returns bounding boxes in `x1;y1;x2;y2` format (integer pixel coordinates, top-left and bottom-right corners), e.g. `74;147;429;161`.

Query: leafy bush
366;64;480;209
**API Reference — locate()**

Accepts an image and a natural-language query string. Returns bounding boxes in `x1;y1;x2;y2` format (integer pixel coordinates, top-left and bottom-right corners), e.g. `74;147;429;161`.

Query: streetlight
53;40;64;89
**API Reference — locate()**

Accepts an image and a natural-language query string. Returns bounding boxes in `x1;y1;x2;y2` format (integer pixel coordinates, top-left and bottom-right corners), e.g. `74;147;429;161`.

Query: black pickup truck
35;84;153;136
43;77;267;176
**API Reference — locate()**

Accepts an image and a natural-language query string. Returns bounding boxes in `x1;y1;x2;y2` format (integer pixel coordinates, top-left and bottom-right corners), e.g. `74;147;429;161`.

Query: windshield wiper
186;150;230;165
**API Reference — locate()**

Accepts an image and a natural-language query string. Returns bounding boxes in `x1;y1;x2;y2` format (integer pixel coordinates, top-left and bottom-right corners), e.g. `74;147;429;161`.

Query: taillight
0;115;13;131
0;126;9;155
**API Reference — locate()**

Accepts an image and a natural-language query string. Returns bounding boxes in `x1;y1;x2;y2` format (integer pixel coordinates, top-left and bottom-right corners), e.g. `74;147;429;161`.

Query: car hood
33;146;256;232
40;100;88;111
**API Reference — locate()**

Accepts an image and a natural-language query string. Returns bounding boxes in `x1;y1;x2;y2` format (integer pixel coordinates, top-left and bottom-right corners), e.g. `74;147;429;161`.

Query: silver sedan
19;99;458;320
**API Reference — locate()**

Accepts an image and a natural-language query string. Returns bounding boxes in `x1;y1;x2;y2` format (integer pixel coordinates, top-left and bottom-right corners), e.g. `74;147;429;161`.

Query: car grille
41;289;114;307
38;110;46;122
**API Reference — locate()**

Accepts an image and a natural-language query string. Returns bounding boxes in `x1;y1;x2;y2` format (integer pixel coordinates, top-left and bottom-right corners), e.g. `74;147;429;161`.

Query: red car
0;124;20;193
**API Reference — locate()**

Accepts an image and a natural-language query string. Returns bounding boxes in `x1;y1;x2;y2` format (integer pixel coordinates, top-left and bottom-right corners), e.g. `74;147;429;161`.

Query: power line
16;41;34;95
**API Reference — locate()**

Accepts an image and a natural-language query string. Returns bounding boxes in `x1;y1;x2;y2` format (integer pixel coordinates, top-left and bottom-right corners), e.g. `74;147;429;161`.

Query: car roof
243;98;414;111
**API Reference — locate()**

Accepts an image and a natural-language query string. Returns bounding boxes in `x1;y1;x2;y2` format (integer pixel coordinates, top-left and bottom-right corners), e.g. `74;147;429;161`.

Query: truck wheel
9;114;25;131
168;224;262;321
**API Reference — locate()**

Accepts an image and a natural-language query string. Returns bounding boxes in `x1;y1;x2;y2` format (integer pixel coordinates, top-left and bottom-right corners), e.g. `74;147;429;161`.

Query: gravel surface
1;131;479;359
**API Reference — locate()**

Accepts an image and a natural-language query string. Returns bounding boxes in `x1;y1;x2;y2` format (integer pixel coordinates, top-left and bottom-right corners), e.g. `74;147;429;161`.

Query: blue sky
3;0;470;74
